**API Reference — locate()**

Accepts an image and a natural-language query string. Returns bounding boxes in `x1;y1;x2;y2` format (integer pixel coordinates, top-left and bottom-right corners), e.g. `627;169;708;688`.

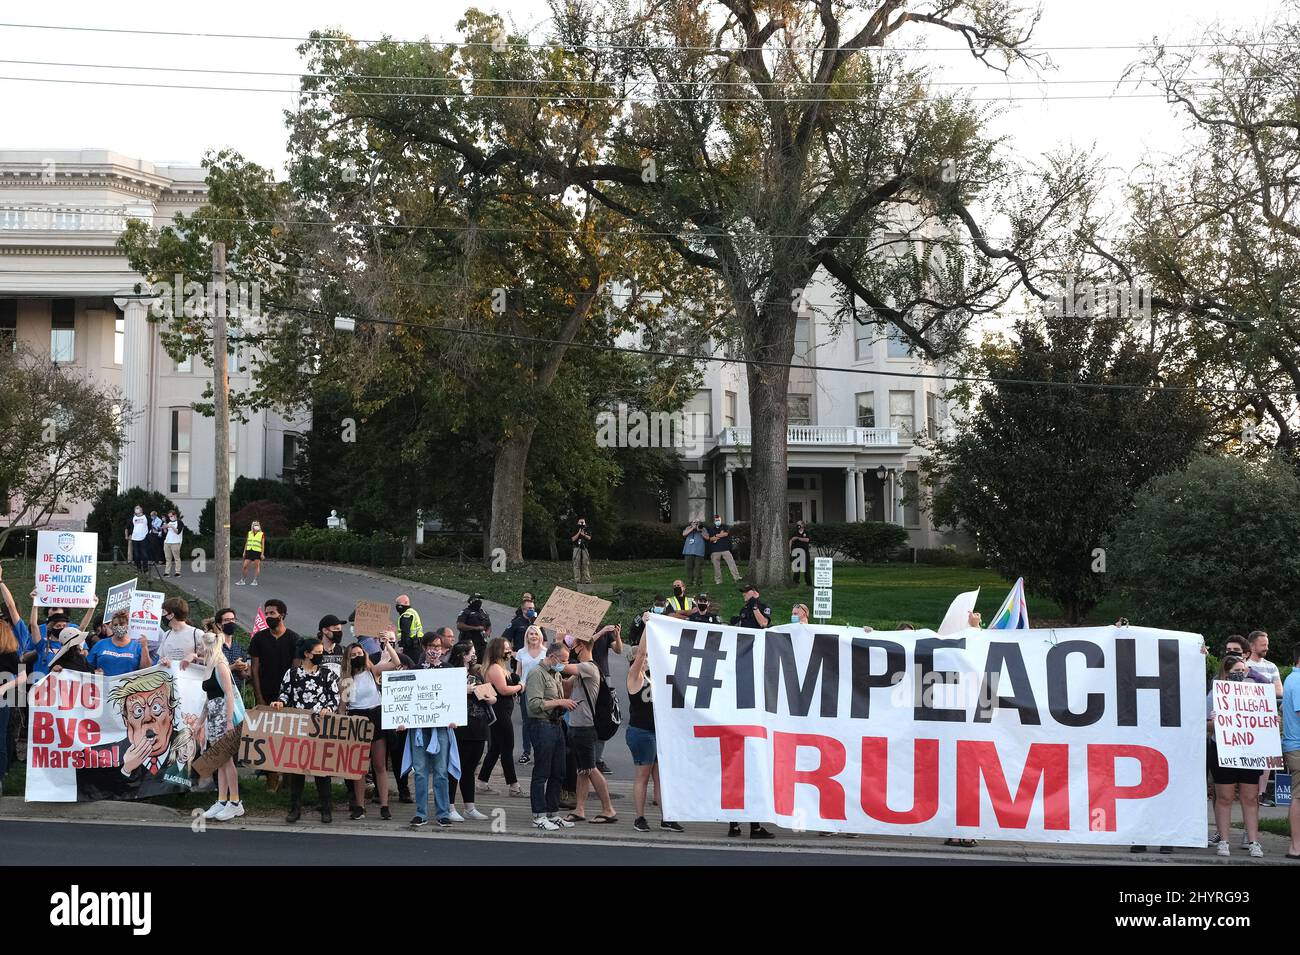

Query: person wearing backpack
559;631;617;823
162;509;186;578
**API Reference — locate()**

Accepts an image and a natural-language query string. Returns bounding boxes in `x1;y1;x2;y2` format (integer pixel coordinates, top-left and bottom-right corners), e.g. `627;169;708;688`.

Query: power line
0;20;1290;54
0;72;1180;103
0;56;1228;90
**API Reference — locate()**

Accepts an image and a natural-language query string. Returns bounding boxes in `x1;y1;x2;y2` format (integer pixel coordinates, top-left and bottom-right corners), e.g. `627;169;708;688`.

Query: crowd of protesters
2;545;1298;859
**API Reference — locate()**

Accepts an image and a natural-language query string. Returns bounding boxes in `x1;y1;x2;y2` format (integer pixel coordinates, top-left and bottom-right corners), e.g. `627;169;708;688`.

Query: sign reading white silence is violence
644;616;1207;847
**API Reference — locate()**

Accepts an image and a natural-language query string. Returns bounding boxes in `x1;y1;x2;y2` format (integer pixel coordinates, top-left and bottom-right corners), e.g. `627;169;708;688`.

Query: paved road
175;560;639;781
0;820;1012;865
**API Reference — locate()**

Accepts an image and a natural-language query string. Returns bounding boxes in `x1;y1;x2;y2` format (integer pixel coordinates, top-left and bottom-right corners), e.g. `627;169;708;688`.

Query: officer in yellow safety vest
395;595;424;658
237;521;266;587
666;579;694;618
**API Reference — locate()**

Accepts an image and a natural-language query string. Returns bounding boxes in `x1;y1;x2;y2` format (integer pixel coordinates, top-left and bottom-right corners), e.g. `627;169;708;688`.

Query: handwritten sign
535;586;611;639
34;531;98;607
127;590;164;649
1212;679;1284;769
237;706;375;780
381;667;467;729
353;600;392;639
105;578;137;617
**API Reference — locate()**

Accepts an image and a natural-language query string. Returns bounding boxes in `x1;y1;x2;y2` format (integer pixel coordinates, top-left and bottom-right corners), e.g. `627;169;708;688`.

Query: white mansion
0;149;308;530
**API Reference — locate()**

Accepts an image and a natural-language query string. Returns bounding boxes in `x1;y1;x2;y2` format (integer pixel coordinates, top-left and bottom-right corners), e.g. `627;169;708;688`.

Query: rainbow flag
988;578;1029;630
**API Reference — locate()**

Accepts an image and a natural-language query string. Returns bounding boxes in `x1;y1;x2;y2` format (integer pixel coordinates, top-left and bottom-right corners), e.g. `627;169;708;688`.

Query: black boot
286;796;301;824
320;782;333;824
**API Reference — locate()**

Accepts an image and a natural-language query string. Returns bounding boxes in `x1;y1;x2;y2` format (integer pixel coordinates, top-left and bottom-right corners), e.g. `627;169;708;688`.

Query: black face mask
395;604;405;615
221;621;236;636
350;657;366;673
161;613;172;626
673;586;684;597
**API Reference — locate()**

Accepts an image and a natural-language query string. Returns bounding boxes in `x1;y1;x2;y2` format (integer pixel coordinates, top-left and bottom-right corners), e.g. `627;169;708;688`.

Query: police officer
666;579;693;618
394;594;424;659
688;594;721;625
457;593;492;658
736;583;770;630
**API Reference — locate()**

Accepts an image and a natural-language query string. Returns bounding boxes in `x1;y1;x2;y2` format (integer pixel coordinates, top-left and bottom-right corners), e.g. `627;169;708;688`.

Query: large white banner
645;616;1207;846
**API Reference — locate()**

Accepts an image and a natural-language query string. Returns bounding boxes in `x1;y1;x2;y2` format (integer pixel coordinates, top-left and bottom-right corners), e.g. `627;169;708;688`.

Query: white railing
718;425;904;447
0;204;133;232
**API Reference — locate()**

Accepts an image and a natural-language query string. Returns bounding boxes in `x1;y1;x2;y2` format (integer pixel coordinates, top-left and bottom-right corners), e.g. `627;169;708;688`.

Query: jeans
411;727;451;822
530;721;566;816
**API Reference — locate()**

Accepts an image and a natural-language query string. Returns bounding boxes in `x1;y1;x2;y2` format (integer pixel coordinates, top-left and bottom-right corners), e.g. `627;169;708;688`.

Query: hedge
805;522;909;563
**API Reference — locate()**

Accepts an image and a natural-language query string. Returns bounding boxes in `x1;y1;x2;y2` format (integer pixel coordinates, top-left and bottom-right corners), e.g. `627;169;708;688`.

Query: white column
118;299;152;491
723;465;736;524
844;467;856;522
855;469;867;524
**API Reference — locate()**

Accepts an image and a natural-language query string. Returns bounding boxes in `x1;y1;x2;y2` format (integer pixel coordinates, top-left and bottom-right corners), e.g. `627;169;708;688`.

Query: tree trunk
745;324;795;588
488;422;538;565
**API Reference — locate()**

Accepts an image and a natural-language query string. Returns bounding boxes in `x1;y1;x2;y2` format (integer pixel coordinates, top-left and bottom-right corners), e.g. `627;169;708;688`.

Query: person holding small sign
343;638;401;820
1207;655;1264;858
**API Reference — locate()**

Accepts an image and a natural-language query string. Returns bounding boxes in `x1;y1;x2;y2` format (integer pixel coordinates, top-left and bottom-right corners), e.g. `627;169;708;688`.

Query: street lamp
876;465;888;481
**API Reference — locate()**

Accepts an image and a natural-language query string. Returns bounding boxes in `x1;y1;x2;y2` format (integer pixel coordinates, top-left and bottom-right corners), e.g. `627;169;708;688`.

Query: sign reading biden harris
644;616;1206;846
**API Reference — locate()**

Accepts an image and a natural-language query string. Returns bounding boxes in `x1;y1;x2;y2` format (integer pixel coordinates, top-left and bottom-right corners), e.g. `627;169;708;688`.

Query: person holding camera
688;595;722;625
571;518;593;584
681;519;707;590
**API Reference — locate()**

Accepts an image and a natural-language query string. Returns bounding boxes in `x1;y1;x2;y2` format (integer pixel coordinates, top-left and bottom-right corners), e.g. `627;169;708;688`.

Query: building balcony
0;204;137;233
716;425;906;448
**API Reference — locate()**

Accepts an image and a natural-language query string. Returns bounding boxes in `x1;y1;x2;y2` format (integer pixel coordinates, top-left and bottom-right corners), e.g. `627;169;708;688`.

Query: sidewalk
5;763;1292;866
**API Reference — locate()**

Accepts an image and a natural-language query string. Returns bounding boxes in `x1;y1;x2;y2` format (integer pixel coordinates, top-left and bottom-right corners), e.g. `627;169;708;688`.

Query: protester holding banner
198;625;244;823
85;611;152;677
514;625;547;764
526;640;579;830
1245;631;1284;807
0;610;24;791
272;635;341;823
477;637;525;797
1222;636;1272;685
626;639;683;833
343;638;400;820
1207;655;1265;857
446;641;494;821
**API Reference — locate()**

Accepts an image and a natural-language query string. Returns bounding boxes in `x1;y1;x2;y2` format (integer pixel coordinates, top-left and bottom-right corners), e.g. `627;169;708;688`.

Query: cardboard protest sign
535;586;611;639
381;667;468;729
236;707;374;780
128;590;165;649
34;531;98;607
105;578;137;617
646;616;1207;847
25;663;209;802
353;600;392;638
1212;679;1284;770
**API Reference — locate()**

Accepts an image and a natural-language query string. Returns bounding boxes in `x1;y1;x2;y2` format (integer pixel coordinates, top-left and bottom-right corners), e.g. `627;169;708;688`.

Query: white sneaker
533;815;559;831
463;807;488;821
447;808;465;823
214;801;244;822
235;580;246;586
202;801;227;819
250;580;259;587
1217;841;1231;857
1247;841;1264;858
550;814;576;829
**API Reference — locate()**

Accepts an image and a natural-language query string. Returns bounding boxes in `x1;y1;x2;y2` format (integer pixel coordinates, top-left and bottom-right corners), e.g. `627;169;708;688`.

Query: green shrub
808;522;909;563
371;534;404;566
609;521;684;560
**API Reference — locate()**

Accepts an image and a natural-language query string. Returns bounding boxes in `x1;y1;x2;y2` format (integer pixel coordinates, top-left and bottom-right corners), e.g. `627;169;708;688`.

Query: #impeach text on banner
645;616;1206;846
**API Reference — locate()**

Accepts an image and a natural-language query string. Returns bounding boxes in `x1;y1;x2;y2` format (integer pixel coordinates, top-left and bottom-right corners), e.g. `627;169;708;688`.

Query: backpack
578;666;622;742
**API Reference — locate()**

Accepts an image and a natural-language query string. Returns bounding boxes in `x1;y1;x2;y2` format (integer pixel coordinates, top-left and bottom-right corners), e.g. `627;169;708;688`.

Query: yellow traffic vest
245;530;265;553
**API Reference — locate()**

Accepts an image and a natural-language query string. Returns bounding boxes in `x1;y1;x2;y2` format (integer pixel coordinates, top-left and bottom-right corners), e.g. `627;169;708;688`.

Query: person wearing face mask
789;603;810;625
525;640;580;830
681;519;707;591
666;580;693;619
504;595;538;647
26;597;98;681
571;517;593;584
343;638;401;820
1207;655;1265;857
317;615;348;678
198;621;244;822
271;636;340;823
393;595;424;659
477;637;526;797
162;509;185;578
215;608;250;690
688;595;721;625
446;641;495;822
127;505;150;573
628;597;668;646
704;514;741;586
248;599;299;793
456;594;492;659
85;611;152;676
236;521;266;586
156;597;204;669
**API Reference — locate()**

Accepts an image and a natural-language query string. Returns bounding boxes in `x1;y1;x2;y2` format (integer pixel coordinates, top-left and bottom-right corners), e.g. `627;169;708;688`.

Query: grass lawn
392;558;1124;630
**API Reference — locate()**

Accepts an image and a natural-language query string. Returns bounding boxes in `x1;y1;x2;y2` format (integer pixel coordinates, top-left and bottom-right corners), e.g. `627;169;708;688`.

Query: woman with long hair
514;625;547;764
446;641;495;822
0;614;26;791
271;636;340;823
342;638;400;820
197;621;243;822
1208;654;1265;858
477;636;525;797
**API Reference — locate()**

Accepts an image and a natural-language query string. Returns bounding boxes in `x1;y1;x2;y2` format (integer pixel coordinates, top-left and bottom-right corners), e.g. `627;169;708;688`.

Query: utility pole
213;242;231;613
